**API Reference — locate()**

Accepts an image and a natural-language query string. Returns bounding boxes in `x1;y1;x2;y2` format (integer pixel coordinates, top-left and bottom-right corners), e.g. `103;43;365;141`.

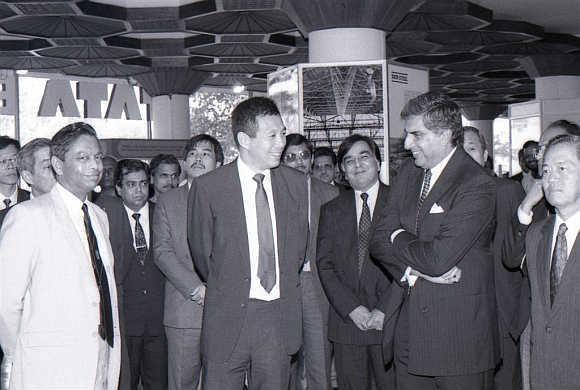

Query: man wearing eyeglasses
281;134;339;390
97;159;167;390
0;136;29;215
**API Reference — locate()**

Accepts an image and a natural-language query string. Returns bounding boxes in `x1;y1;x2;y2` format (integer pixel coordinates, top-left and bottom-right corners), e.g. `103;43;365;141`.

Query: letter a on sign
105;84;142;120
38;79;80;118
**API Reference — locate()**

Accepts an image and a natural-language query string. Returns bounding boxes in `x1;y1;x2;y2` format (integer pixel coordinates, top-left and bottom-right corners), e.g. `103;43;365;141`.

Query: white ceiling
472;0;580;36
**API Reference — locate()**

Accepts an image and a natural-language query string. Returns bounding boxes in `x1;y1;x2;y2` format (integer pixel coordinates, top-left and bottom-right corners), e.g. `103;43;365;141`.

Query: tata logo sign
36;79;149;120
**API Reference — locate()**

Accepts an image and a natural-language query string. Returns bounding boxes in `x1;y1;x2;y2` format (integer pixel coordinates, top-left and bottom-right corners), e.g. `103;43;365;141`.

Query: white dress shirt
123;202;150;250
237;158;280;301
355;179;380;221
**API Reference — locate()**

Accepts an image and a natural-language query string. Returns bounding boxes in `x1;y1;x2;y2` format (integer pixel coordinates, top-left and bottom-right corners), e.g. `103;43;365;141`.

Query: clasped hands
410;266;462;285
348;306;385;331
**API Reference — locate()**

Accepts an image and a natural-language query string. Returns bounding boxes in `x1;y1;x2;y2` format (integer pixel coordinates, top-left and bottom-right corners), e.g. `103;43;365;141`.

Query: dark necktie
549;223;568;305
253;173;276;293
82;203;114;347
415;169;432;234
3;198;11;209
358;192;371;275
132;213;147;266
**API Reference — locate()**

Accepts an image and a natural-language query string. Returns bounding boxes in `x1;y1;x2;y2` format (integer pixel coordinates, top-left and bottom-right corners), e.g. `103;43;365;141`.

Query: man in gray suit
153;134;223;390
281;134;338;390
188;97;309;390
523;134;580;389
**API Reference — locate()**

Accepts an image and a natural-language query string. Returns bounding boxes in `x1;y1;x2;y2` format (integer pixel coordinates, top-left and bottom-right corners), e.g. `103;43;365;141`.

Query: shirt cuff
391;228;405;243
400;266;418;287
517;205;533;225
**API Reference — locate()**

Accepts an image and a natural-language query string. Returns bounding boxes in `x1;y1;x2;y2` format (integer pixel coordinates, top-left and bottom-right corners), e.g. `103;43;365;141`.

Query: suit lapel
402;164;423;231
337;190;358;277
271;168;289;268
228;163;251;272
538;216;556;308
362;183;388;276
552;232;580;310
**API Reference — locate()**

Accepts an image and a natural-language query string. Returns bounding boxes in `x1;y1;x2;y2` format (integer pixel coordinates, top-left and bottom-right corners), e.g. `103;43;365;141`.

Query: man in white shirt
370;92;498;390
188;97;309;390
97;159;166;390
523;135;580;388
0;122;121;390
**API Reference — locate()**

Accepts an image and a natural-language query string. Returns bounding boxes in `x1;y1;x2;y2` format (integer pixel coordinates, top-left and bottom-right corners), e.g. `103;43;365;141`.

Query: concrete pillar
150;94;191;139
309;28;386;63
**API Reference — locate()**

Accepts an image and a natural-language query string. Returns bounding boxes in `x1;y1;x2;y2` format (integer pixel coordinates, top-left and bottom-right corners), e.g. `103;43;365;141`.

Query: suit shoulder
158;186;187;204
311;176;339;198
193;162;236;187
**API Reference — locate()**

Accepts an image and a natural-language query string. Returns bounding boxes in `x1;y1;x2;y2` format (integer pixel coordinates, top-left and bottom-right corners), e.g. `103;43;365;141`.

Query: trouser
165;327;202;390
126;335;168;390
334;343;394;390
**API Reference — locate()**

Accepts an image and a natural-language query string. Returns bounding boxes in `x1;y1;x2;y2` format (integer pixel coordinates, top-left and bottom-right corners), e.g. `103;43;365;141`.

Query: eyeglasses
343;154;372;169
0;157;16;169
284;151;311;163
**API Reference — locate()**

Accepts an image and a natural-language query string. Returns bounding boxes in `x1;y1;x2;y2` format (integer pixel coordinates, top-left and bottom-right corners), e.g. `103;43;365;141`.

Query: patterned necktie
132;213;147;266
549;223;568;305
415;169;431;234
253;174;276;293
3;198;11;209
82;203;114;347
358;192;371;275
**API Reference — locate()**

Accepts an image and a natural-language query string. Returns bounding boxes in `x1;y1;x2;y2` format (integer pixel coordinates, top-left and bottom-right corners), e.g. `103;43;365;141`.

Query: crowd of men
0;92;578;390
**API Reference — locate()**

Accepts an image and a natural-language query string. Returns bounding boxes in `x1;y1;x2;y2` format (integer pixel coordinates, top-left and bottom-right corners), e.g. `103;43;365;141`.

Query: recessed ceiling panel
190;42;289;57
186;10;296;34
1;15;127;38
39;46;140;60
194;62;277;74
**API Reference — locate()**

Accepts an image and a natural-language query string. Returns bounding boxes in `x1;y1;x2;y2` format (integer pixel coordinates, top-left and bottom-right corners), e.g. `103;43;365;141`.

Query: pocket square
429;203;444;214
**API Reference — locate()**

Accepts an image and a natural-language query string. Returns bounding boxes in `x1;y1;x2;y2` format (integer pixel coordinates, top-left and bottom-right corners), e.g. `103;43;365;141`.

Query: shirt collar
354;179;379;201
429;147;457;182
237;157;271;183
555;208;580;237
55;182;85;217
124;202;149;221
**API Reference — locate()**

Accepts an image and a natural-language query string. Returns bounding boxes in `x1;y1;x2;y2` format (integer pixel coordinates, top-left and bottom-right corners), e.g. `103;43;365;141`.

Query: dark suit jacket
0;188;30;227
370;148;499;376
188;161;309;362
307;177;339;316
317;184;395;345
492;177;527;340
97;197;164;337
153;184;204;329
526;215;580;389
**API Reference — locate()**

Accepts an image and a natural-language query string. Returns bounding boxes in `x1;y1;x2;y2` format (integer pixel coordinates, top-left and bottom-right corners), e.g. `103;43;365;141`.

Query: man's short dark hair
461;126;487;154
547;119;580;136
401;92;463;146
115;159;150;187
17;138;51;174
150;154;181;177
231;97;281;147
313;146;337;166
337;134;381;173
51;122;98;161
183;134;224;165
282;133;313;160
544;134;580;161
0;136;20;152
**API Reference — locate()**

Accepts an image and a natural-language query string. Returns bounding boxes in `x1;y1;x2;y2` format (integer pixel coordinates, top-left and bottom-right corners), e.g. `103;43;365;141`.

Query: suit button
244;277;249;282
241;303;246;308
143;289;147;295
421;307;429;313
546;326;552;334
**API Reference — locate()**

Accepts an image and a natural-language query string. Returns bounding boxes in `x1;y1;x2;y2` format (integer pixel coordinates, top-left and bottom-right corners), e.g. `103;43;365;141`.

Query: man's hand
411;266;462;284
520;179;543;215
365;309;385;331
190;284;206;306
348;305;372;331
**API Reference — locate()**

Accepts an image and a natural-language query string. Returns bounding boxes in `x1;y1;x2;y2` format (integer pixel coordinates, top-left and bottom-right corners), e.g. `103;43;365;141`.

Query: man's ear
483;150;489;164
51;156;63;176
237;132;250;149
20;169;34;187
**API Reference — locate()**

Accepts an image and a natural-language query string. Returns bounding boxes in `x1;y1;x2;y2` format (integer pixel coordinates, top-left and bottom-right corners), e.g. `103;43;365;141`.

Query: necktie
82;203;114;347
3;198;11;209
415;169;432;234
549;223;568;305
132;213;147;266
358;192;371;275
253;173;276;293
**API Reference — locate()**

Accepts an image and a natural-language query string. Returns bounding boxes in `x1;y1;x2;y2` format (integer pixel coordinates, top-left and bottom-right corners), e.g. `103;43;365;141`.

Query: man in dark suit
97;159;167;390
317;134;394;389
281;134;338;390
153;134;223;390
0;136;30;226
188;97;309;390
312;146;349;192
524;135;580;388
462;126;525;389
370;92;498;389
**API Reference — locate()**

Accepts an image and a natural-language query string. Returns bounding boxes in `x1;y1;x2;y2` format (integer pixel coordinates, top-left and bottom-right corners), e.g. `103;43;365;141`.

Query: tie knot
558;223;568;236
3;198;11;208
253;173;265;185
81;203;88;215
361;192;369;202
132;213;141;221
